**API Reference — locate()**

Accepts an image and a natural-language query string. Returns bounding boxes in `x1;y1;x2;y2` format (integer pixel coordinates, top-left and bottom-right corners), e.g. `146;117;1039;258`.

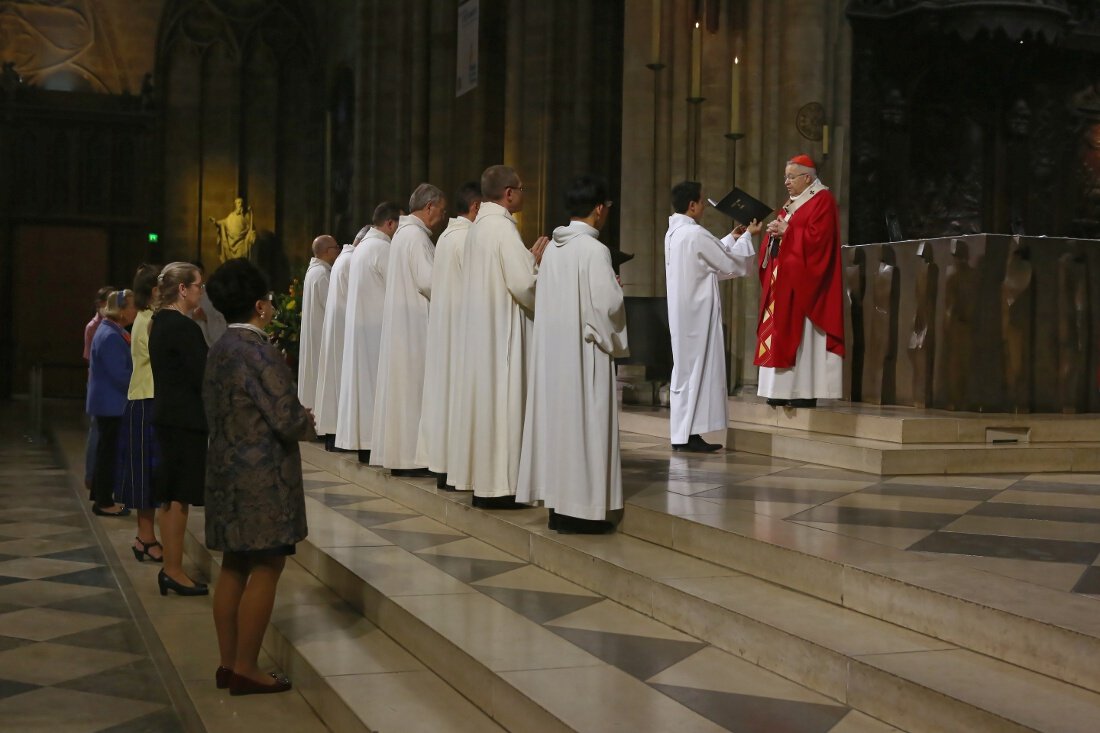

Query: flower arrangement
266;264;307;371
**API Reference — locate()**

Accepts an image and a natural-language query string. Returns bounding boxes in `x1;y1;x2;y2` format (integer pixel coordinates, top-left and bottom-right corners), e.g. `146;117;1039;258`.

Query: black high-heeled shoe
157;569;208;597
132;537;164;563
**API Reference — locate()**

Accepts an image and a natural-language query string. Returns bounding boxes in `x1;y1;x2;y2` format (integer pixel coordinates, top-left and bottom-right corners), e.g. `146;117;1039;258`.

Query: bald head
312;235;339;265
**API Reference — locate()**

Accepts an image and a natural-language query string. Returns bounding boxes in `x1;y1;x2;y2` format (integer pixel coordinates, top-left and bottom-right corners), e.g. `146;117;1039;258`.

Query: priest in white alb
665;180;760;453
370;184;447;475
314;225;368;450
517;175;628;533
298;234;340;425
448;165;548;508
415;182;482;489
334;203;401;462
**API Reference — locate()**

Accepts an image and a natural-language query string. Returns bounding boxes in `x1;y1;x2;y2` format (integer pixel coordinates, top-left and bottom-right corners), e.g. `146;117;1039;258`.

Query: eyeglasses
187;282;205;290
784;173;810;182
509;185;526;192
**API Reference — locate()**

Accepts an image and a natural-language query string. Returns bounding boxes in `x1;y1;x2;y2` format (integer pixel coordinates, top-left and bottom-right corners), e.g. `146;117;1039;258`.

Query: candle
690;22;702;98
823;124;830;156
650;0;661;65
729;56;741;131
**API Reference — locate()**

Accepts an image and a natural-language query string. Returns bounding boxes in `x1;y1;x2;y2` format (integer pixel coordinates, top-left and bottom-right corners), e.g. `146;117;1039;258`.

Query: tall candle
729;56;741;131
690;22;702;98
823;124;830;156
650;0;661;65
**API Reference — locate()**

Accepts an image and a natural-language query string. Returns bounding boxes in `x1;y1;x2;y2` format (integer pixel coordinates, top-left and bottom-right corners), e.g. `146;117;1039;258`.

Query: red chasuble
754;189;844;369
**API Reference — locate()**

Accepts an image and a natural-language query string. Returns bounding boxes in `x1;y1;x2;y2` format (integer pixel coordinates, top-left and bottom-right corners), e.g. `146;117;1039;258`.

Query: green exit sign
147;232;159;243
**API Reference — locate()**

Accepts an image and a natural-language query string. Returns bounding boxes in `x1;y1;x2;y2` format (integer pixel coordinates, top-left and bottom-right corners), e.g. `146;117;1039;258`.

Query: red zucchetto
788;154;815;169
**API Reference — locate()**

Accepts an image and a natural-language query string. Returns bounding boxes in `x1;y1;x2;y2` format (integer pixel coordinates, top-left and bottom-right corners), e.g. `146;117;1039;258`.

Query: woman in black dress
149;262;209;596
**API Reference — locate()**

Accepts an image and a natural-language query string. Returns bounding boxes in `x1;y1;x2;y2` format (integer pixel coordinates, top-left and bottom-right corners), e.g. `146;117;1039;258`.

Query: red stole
754;189;844;369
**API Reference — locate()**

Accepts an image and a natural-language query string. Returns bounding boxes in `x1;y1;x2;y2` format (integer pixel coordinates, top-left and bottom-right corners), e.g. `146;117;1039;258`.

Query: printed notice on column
456;0;478;97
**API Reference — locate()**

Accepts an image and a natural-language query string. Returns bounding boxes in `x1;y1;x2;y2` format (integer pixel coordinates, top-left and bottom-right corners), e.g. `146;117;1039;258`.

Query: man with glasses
298;234;339;419
757;154;844;409
447;165;549;507
665;181;759;453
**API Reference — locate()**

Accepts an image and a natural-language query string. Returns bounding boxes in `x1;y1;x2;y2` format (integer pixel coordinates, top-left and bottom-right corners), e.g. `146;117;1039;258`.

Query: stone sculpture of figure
1057;241;1089;413
844;248;866;402
210;197;256;262
1001;235;1033;413
908;241;938;408
865;248;899;404
940;238;974;410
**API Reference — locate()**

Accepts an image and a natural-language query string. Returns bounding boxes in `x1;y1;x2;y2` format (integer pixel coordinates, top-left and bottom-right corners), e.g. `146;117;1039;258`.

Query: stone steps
619;406;1100;475
294;443;1100;733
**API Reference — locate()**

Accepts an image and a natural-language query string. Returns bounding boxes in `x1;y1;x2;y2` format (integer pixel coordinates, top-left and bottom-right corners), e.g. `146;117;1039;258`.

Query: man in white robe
315;225;369;450
448;165;549;508
665;180;759;453
335;203;402;461
415;182;482;489
518;175;628;533
370;184;447;475
298;234;340;424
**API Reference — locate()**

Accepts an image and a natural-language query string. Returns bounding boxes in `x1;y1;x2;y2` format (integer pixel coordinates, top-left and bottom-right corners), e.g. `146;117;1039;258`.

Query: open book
707;188;775;226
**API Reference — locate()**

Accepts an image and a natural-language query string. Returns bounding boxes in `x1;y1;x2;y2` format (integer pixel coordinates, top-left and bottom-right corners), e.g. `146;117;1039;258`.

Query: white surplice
517;221;629;520
415;216;470;473
334;228;391;450
664;214;755;444
313;243;355;435
297;256;331;413
369;216;434;469
447;202;537;497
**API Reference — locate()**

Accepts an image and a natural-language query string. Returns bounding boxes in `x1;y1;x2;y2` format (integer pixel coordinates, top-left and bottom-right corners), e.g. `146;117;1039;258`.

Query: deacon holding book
756;155;844;408
665;181;759;453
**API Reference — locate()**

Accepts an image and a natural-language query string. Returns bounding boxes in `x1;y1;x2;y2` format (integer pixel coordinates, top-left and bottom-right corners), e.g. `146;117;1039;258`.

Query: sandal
132;537;164;563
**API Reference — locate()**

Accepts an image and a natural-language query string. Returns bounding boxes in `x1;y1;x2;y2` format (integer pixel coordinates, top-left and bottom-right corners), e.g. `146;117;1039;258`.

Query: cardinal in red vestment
755;154;844;408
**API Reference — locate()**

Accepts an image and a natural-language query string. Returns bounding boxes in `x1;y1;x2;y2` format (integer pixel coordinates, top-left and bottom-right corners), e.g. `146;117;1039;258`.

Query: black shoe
472;495;527;509
766;398;790;407
324;434;337;451
358;450;371;464
391;467;434;478
789;398;818;408
131;537;163;563
553;512;615;535
435;472;448;490
92;504;131;517
158;570;209;597
548;509;559;530
671;434;722;453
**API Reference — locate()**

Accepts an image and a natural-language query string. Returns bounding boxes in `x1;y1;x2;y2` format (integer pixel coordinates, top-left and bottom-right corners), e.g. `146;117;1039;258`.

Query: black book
707;188;775;226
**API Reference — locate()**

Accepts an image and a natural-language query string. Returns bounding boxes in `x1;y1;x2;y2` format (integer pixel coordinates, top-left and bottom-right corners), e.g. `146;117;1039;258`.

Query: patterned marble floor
298;467;902;733
618;431;1100;598
0;434;189;732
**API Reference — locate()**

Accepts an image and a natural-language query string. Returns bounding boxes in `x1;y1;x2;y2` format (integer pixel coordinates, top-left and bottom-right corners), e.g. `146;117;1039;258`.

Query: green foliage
265;262;308;372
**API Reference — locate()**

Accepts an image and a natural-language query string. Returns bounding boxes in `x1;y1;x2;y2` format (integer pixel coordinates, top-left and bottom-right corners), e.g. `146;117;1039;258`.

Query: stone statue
866;249;899;404
210;197;256;262
1057;242;1089;413
908;242;938;408
1000;236;1033;412
844;249;866;402
940;238;974;410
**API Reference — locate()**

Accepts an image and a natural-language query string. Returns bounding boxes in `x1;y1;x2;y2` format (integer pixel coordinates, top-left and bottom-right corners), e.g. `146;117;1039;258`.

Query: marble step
723;397;1100;445
299;444;1100;733
182;527;507;733
619;408;1100;474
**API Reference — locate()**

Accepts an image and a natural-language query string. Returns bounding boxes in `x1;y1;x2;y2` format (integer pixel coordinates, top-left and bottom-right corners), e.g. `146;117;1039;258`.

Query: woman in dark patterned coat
204;258;315;696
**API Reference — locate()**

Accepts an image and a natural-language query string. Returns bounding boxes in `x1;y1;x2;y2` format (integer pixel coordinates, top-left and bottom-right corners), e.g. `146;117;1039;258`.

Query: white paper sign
456;0;479;97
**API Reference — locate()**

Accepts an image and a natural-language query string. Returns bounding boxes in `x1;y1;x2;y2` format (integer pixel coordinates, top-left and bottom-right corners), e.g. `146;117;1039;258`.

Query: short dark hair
372;201;403;226
481;165;519;200
564;174;608;218
95;285;115;307
453;181;482;215
132;264;160;310
206;258;270;324
671;181;702;214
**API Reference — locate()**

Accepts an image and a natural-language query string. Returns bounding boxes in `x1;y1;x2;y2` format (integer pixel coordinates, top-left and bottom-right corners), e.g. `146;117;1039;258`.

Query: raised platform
619;398;1100;475
236;440;1100;733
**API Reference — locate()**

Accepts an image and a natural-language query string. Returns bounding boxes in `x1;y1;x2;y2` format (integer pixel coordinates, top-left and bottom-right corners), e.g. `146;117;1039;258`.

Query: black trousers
91;415;121;507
